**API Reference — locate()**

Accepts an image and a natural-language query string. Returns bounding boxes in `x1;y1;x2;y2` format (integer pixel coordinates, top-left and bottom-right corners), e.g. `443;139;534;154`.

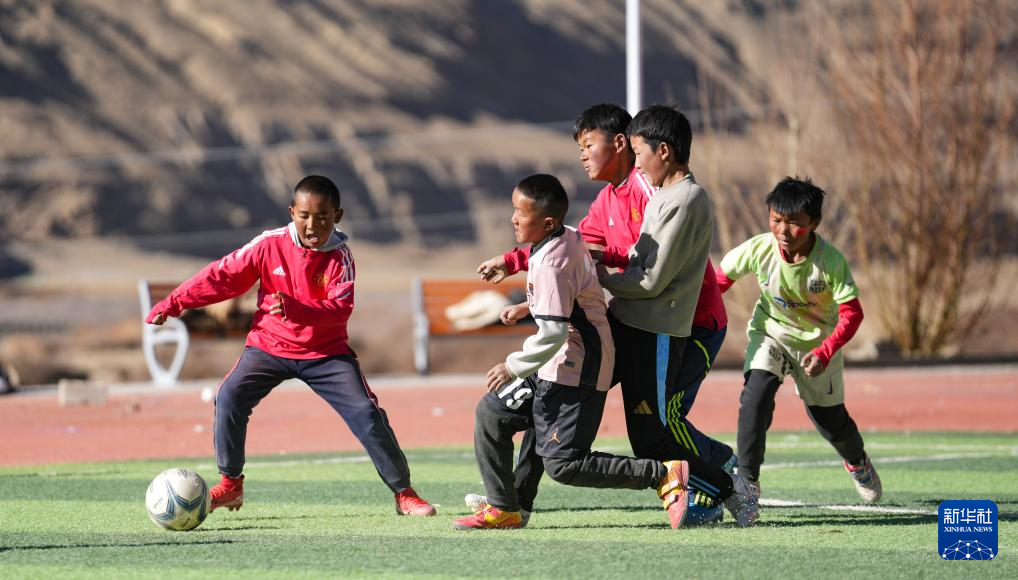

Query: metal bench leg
142;320;190;386
411;278;430;375
139;278;189;386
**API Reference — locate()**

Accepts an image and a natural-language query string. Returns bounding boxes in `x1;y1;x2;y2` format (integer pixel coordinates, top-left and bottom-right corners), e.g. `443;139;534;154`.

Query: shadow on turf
537;522;672;530
537;505;946;527
0;539;237;553
775;512;938;527
221;514;316;521
534;505;658;515
200;513;314;530
914;499;1018;521
200;522;285;531
521;505;676;530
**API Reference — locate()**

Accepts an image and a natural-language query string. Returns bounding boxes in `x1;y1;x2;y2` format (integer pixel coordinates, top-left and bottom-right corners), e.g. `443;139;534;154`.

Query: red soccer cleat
210;474;244;512
395;486;437;516
452;504;523;530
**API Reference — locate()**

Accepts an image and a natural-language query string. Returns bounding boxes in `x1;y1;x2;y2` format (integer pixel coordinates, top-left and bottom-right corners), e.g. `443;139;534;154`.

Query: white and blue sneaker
464;493;531;527
685;490;724;525
845;455;882;503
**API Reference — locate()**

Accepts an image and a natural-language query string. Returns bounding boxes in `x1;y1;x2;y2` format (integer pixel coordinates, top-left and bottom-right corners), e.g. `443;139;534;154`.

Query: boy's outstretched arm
145;254;260;325
477;246;530;283
478;253;511;283
716;237;760;295
148;312;169;325
800;298;864;377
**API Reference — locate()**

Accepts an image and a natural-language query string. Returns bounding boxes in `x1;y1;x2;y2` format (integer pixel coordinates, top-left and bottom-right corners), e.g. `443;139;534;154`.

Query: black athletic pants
498;312;737;507
474;376;733;512
737;369;866;480
475;384;667;512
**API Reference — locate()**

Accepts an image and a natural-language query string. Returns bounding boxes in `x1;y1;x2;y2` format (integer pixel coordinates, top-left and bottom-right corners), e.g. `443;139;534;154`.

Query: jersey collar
530;225;566;256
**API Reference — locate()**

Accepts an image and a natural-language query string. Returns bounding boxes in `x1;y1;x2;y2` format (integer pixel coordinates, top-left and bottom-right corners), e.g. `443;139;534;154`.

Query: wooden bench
411;277;534;374
138;280;250;386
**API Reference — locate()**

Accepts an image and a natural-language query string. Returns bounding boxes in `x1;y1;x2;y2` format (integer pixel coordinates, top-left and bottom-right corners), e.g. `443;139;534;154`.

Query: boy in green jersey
716;177;881;503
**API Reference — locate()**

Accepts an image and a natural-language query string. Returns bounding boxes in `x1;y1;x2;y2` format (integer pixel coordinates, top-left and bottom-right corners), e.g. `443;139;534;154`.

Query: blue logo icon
939;500;997;560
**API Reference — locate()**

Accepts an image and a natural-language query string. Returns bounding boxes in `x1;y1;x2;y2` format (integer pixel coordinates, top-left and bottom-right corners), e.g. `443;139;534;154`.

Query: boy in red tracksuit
146;175;436;517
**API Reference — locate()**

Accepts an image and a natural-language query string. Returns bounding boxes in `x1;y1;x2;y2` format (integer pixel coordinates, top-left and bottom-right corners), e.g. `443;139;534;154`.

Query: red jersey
147;223;356;359
503;165;727;330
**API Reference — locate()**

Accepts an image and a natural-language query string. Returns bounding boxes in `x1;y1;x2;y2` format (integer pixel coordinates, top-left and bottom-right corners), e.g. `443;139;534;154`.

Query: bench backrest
415;278;533;337
146;282;179;305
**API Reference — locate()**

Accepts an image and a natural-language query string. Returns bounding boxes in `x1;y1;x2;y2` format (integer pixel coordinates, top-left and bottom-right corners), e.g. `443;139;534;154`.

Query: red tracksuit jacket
146;223;356;359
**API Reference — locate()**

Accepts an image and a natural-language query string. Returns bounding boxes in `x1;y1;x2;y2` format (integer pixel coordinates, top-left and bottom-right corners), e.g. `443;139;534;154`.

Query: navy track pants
214;347;412;492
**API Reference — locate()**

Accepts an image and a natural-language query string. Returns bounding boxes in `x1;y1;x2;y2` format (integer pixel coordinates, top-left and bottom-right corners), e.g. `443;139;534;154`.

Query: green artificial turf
1;431;1015;578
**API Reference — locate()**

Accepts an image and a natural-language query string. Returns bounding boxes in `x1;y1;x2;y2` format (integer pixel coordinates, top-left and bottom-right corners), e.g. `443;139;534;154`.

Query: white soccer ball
145;468;211;531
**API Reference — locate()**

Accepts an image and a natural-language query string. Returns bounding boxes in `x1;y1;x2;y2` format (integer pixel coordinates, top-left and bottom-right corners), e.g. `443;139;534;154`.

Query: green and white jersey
720;232;859;352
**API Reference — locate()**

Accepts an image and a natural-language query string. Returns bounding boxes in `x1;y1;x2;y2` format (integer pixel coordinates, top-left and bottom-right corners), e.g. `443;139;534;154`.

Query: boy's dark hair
292;175;341;209
627;105;693;164
516;174;568;222
766;177;825;220
572;103;632;142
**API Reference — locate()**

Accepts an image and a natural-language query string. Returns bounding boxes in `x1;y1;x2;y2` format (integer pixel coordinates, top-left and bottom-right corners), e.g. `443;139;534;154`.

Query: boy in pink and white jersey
455;174;713;531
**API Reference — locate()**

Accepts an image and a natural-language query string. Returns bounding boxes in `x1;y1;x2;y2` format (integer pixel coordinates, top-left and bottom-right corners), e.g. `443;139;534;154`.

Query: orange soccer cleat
452;504;523;530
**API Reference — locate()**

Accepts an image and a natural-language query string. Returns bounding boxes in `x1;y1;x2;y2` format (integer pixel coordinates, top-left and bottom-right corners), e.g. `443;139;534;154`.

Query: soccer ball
145;468;211;531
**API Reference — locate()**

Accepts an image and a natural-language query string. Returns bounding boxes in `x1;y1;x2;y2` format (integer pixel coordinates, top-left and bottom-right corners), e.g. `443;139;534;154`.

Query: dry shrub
819;0;1014;356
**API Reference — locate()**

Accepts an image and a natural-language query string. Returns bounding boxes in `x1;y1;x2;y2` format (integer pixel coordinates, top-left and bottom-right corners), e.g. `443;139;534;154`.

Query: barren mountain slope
0;0;780;250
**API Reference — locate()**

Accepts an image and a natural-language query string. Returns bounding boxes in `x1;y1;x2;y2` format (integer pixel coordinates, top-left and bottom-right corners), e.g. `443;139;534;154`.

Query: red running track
0;366;1014;466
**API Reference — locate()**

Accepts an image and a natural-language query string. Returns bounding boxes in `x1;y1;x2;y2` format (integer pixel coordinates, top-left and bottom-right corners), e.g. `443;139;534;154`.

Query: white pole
626;0;642;116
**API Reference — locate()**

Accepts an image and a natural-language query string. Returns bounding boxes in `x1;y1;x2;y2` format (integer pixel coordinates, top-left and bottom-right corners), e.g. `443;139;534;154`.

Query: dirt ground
1;366;1015;467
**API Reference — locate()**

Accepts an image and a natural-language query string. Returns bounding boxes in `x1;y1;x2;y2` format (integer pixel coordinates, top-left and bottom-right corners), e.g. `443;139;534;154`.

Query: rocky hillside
0;0;784;255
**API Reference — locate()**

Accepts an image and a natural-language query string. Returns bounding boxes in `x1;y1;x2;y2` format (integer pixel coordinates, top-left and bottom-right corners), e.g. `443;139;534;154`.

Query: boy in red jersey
473;104;734;524
146;175;436;517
